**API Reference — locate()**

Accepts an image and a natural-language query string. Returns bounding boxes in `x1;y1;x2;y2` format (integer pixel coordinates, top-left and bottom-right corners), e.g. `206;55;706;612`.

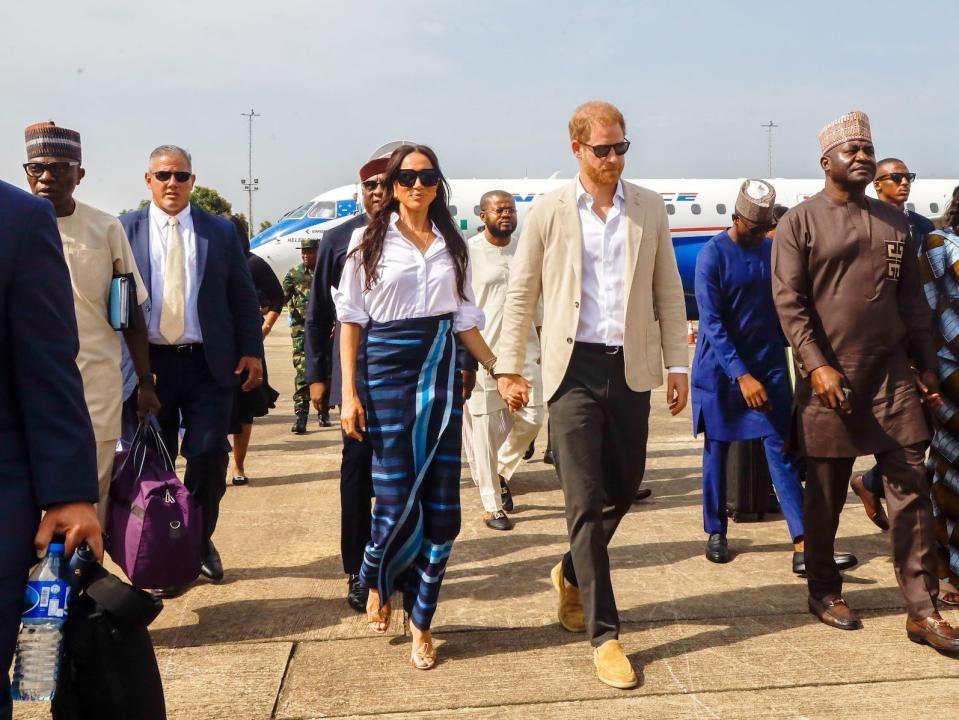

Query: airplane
251;176;958;319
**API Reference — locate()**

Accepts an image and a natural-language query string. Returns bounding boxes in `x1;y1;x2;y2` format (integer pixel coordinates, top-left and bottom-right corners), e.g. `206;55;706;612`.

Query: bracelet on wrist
481;355;497;376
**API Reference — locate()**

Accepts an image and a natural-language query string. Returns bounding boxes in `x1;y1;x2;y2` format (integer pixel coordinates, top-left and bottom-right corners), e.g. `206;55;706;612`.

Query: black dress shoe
200;542;224;583
633;487;652;503
523;441;535;461
543;448;555;465
792;551;859;576
705;533;730;563
151;583;190;600
291;414;307;434
319;413;332;428
346;574;368;613
484;510;514;531
232;474;249;486
500;479;514;512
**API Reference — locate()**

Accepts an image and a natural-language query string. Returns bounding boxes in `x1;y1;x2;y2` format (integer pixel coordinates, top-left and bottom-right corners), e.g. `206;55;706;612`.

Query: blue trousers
702;433;805;541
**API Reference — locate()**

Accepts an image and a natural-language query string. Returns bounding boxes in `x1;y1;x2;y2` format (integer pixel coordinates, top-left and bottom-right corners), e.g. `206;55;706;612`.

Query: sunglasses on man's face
580;140;631;159
361;179;385;191
876;172;916;184
151;170;192;183
23;161;79;178
396;169;441;188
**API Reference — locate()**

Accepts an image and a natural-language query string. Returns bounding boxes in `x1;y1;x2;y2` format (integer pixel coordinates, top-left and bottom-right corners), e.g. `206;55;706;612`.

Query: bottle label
22;580;69;622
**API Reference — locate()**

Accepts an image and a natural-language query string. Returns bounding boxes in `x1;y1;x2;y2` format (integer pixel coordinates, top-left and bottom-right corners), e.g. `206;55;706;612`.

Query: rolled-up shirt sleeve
333;234;371;327
453;259;486;333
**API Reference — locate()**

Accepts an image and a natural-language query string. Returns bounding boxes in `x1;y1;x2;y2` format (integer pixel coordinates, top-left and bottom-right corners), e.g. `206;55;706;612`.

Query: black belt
149;342;203;354
575;341;622;355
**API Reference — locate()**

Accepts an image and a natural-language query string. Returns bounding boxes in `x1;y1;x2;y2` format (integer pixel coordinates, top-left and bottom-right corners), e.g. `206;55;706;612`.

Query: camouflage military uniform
283;262;313;415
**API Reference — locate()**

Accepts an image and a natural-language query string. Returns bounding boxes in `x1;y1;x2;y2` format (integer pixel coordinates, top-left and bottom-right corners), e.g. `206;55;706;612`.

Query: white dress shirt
334;213;485;333
574;177;687;373
147;203;202;344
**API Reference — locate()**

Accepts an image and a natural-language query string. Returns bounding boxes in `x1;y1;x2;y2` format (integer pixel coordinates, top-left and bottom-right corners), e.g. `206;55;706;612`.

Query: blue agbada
692;231;792;440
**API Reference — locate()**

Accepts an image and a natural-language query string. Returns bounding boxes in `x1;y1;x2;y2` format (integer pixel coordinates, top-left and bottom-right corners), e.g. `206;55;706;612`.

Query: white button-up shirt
334;214;485;333
147;202;202;344
575;178;627;345
573;177;687;373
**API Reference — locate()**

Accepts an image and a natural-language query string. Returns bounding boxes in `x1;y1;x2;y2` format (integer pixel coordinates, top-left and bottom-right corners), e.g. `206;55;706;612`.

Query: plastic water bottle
11;542;70;702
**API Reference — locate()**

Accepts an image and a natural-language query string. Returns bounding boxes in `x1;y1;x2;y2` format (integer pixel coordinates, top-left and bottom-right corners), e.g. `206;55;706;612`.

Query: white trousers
96;439;118;526
465;405;544;513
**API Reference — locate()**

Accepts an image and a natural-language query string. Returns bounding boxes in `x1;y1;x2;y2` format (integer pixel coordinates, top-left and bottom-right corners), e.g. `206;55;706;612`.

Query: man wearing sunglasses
851;159;937;531
304;157;387;612
119;145;263;594
496;101;688;689
22;121;160;525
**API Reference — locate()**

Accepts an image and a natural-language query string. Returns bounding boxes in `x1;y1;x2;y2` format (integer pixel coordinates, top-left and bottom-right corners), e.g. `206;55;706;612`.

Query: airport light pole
241;108;261;238
762;120;778;178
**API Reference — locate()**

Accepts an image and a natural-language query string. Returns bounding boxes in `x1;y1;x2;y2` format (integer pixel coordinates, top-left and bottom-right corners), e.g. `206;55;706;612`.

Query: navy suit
119;204;262;552
0;181;98;719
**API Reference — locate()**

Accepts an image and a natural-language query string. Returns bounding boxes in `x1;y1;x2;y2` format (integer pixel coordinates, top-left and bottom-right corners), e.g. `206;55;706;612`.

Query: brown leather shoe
850;474;890;531
550;561;586;632
907;612;959;653
808;595;863;630
593;639;638;689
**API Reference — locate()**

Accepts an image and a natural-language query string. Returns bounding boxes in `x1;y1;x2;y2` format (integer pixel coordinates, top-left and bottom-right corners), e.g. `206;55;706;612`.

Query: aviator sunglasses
23;161;80;178
395;169;441;188
580;139;631;158
151;170;193;183
361;179;385;191
876;172;916;184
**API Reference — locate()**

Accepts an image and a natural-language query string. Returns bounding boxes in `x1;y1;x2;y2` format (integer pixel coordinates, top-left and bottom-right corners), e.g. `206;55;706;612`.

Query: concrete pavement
15;319;958;719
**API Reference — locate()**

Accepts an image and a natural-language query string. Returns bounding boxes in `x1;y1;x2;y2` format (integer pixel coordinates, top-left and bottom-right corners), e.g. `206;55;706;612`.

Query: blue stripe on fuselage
249;216;332;249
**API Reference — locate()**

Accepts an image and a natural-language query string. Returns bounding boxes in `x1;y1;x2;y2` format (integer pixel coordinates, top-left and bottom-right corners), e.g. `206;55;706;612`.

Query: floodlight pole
241;108;261;237
762;120;778;178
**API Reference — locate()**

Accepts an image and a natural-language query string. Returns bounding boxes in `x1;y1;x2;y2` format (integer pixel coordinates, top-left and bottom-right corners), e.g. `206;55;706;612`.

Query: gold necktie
160;216;186;344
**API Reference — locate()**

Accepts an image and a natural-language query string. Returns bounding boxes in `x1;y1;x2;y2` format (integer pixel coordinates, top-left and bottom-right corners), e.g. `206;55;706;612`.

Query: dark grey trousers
551;343;651;646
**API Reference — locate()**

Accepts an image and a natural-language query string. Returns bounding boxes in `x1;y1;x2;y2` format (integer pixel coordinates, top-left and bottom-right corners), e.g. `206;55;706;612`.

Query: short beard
582;162;622;186
486;223;515;239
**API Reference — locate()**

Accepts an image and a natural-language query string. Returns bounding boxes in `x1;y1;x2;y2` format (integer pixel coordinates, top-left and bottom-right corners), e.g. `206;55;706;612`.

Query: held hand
810;366;849;412
496;373;530;412
666;372;689;416
340;393;367;441
737;374;769;409
461;370;476;401
235;356;263;391
310;382;328;413
916;370;944;408
136;382;162;420
34;502;103;562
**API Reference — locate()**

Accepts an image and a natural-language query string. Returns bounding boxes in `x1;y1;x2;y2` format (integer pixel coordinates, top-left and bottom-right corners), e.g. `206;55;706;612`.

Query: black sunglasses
151;170;192;183
876;172;916;184
581;140;631;159
23;161;79;178
361;179;385;191
396;169;441;188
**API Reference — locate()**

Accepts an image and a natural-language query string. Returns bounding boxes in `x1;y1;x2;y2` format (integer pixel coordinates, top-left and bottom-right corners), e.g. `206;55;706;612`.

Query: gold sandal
367;599;392;634
410;640;437;670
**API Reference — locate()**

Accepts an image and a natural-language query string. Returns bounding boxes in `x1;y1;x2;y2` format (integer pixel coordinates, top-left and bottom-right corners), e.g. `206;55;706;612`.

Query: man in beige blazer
496;101;688;689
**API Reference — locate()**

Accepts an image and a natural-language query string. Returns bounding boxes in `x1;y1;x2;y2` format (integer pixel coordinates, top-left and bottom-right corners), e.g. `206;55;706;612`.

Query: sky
2;0;956;227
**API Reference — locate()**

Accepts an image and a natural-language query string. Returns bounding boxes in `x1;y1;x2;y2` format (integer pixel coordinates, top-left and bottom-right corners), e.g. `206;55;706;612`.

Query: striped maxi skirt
358;313;463;631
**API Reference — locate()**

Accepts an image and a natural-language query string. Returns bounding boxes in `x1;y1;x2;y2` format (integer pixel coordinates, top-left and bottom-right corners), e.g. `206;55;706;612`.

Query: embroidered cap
818;111;872;157
734;179;777;225
25;121;81;162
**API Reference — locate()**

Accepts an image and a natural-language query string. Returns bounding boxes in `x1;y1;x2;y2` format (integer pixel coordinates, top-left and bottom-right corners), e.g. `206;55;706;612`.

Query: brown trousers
805;443;938;618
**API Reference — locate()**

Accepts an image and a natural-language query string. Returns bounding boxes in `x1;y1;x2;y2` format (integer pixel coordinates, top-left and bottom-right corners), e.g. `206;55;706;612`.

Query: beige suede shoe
593;639;638;689
550;561;586;632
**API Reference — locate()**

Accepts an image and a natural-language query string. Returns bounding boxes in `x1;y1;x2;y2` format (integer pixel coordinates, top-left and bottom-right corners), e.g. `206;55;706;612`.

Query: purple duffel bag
107;422;203;590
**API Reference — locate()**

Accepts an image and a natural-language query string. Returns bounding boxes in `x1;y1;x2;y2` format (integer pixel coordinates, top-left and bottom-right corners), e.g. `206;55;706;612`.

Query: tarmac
15;319;959;719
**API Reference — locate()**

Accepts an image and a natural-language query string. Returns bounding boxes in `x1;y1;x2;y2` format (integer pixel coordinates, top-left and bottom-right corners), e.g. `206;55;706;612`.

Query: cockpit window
284;202;315;220
308;201;336;219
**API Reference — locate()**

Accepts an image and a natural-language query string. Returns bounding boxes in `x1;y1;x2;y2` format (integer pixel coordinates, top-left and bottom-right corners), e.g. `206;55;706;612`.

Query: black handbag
51;563;167;720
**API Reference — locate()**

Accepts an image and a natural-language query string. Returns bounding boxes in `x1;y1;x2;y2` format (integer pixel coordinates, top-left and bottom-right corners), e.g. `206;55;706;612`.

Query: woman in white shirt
335;144;497;670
